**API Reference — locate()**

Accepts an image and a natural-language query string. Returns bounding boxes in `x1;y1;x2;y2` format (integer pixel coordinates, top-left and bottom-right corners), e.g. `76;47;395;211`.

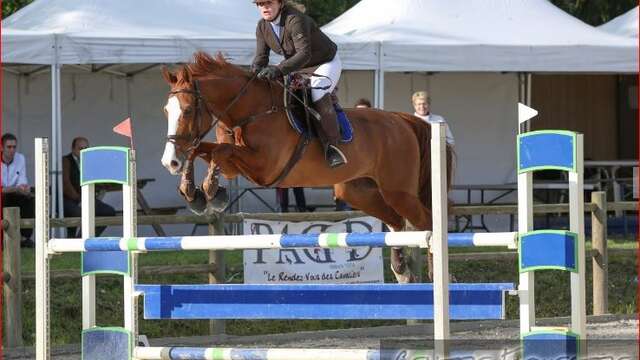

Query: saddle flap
283;73;353;144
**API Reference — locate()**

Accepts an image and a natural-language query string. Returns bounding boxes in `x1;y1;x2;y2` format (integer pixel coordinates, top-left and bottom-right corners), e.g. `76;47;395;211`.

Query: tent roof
323;0;637;72
599;6;638;39
2;0;377;69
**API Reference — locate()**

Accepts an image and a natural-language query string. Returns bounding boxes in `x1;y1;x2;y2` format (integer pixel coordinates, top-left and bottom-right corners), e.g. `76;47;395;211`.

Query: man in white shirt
412;91;455;146
1;133;35;246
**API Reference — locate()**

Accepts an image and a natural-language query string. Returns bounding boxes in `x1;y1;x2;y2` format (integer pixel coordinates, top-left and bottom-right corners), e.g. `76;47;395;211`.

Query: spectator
412;91;455;146
354;98;372;109
63;137;116;237
276;187;312;213
1;133;35;247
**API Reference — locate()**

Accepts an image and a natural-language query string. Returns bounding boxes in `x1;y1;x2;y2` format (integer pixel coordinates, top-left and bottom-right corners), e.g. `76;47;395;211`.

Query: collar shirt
72;153;80;167
1;152;28;187
269;13;283;40
414;112;456;145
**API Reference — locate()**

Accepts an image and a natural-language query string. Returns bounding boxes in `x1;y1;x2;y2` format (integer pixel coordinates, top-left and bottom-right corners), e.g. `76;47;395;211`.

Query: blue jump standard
135;283;514;320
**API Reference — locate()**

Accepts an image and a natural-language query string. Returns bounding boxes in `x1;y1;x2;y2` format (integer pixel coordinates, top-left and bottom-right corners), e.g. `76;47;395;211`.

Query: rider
251;0;347;168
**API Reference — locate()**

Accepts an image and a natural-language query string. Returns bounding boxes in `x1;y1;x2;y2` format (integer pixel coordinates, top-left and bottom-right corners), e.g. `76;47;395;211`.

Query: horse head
160;66;209;174
160;52;254;175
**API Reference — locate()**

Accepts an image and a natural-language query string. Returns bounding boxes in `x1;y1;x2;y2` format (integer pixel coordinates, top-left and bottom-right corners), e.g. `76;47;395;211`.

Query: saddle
263;73;355;187
284;73;353;143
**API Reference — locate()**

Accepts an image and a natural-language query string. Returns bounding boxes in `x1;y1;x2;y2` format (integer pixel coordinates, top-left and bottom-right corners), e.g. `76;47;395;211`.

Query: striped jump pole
133;347;507;360
46;231;517;253
133;347;383;360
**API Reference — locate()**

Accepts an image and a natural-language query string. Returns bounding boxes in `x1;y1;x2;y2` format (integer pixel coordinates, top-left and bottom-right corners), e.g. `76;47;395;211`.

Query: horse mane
178;51;249;83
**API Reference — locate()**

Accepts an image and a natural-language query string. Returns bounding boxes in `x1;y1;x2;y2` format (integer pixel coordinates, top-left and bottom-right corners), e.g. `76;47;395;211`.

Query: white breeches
310;54;342;102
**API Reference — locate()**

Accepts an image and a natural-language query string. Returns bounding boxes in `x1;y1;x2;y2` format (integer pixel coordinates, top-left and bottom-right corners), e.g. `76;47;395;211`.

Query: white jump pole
124;150;139;344
35;138;50;360
81;170;97;329
517;151;535;333
431;123;450;349
569;135;587;338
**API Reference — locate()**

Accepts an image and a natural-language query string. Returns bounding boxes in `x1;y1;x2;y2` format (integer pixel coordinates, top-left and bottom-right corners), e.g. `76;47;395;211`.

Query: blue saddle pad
291;105;353;144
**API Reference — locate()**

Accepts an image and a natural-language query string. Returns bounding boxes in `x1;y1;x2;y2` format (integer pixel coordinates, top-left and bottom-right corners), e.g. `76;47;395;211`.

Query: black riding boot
314;93;347;168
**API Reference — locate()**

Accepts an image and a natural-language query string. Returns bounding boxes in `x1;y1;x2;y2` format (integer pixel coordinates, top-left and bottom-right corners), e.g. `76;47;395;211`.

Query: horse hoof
209;186;229;212
390;263;415;284
187;187;208;215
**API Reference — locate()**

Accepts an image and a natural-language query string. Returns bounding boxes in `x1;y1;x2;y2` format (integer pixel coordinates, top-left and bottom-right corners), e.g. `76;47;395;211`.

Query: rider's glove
250;64;264;75
257;65;283;80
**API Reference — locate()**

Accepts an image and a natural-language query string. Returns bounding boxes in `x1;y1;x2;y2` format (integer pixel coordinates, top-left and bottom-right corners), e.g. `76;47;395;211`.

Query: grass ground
15;235;637;346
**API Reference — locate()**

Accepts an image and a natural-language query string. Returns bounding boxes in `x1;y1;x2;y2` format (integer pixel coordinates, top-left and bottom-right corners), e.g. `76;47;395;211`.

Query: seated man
1;133;35;247
63;137;115;237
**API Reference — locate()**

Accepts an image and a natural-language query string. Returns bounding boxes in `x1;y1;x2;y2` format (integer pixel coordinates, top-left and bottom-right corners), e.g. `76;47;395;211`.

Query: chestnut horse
160;52;452;283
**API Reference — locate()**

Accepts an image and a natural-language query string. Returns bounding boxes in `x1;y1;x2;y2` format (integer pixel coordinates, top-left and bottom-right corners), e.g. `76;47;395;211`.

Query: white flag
518;103;538;124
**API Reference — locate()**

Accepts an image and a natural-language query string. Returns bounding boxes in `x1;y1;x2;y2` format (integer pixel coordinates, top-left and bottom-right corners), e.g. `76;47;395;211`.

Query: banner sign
243;216;384;284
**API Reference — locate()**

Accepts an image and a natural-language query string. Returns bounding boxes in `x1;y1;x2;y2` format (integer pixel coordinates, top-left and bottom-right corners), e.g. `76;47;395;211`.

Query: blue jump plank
80;147;130;186
519;231;578;272
82;251;130;276
82;327;131;360
136;283;514;321
522;331;579;359
517;130;577;173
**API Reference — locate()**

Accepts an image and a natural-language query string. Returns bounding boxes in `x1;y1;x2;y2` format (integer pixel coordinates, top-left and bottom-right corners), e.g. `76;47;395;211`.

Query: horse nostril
171;160;181;169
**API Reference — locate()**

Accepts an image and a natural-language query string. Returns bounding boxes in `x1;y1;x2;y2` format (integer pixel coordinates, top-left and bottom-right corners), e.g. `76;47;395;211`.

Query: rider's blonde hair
411;91;430;105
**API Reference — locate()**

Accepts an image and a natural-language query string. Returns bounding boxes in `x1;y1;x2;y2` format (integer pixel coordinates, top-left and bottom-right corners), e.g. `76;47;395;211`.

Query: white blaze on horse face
161;96;183;175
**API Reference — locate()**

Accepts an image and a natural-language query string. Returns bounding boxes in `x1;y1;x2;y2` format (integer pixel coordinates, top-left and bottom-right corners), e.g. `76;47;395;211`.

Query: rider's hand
250;64;264;75
17;184;31;196
257;65;282;81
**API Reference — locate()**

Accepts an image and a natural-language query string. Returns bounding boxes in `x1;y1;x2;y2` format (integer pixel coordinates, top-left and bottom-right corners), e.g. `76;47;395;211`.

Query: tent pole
518;73;525;134
51;35;64;231
525;73;532;132
374;69;379;107
378;42;385;109
374;42;381;108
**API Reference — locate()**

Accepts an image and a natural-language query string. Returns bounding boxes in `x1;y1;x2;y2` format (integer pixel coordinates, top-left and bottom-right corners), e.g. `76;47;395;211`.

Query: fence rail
2;194;637;347
14;201;638;229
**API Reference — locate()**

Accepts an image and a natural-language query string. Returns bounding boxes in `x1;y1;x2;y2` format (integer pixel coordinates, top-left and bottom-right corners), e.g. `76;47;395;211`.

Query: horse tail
394;112;454;209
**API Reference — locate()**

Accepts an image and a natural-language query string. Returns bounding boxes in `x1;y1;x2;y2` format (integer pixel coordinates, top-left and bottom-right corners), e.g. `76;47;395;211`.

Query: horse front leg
198;142;242;212
178;154;210;215
201;161;230;212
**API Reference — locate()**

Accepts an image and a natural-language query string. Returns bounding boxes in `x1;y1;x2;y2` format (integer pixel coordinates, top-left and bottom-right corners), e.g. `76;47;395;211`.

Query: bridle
166;73;278;157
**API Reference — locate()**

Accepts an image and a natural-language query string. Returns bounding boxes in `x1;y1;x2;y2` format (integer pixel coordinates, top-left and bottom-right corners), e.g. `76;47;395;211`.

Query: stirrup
325;144;347;168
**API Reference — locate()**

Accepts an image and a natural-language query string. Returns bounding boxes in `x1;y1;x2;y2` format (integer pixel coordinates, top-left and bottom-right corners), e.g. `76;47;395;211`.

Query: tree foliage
550;0;637;26
288;0;360;26
2;0;34;19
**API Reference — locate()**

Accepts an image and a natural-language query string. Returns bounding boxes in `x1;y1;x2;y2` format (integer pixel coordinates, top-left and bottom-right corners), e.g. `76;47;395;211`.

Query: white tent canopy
2;0;256;64
599;6;638;39
323;0;637;73
1;0;377;68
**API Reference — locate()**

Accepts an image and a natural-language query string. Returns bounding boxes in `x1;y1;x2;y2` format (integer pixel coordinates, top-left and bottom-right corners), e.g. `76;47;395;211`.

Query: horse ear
161;66;177;84
179;67;192;83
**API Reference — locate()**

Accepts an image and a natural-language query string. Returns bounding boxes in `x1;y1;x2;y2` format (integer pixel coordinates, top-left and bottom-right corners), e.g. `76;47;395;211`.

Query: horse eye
183;108;193;116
